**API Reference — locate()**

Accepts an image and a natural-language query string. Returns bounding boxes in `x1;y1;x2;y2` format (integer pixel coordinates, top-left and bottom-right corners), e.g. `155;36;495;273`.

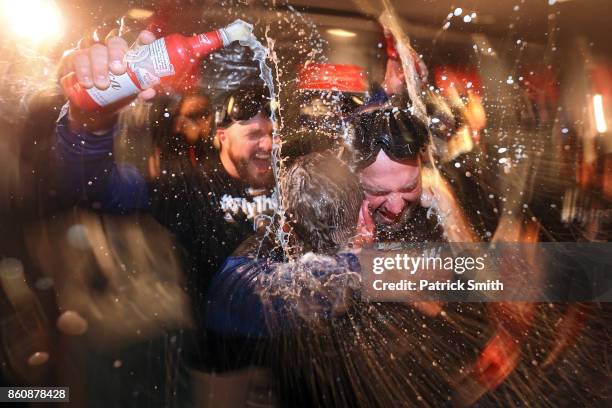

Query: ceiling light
1;0;63;43
327;29;357;38
126;8;155;20
593;94;608;133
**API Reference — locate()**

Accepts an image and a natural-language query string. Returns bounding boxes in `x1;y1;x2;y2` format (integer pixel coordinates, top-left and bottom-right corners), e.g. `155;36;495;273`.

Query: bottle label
85;72;140;107
127;38;175;89
198;33;213;45
85;38;176;107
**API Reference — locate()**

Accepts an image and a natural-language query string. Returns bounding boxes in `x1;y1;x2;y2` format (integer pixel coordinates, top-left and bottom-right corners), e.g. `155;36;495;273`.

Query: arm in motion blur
50;31;159;212
205;248;361;337
52;109;149;212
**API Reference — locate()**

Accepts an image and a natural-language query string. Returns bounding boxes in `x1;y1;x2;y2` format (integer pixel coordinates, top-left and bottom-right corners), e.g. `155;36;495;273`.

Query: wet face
219;111;274;188
359;150;422;226
173;95;212;144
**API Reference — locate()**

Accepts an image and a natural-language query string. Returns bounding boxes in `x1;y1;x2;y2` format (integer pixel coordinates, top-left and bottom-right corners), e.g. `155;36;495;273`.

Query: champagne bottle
61;19;253;111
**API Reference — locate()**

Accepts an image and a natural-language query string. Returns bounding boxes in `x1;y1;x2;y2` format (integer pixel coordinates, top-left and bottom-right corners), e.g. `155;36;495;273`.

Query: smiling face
218;111;274;188
359;150;422;226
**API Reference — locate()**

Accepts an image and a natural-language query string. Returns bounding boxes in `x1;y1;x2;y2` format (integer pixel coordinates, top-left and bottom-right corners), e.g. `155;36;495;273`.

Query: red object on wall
434;66;482;96
298;63;368;93
591;63;612;99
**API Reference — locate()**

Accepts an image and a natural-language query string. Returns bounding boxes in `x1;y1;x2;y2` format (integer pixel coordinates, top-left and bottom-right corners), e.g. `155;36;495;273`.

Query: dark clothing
203;231;362;405
206;233;361;338
151;147;275;301
53;106;274;281
206;232;488;407
52;107;276;369
375;205;445;243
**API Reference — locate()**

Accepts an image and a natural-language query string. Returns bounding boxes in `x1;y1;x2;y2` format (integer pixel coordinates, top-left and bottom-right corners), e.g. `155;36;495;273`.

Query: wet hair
282;152;363;253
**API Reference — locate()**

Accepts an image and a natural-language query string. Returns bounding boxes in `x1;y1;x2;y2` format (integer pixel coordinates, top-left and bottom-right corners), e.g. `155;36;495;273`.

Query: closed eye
399;182;419;193
364;180;419;196
364;189;389;197
245;132;263;140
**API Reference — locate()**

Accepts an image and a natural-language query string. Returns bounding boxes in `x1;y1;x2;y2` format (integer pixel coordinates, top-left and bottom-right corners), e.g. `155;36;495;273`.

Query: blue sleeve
52;107;149;212
206;256;269;338
205;253;363;338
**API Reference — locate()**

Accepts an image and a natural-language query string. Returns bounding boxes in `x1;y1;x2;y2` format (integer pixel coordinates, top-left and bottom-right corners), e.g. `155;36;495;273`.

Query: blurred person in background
148;92;216;179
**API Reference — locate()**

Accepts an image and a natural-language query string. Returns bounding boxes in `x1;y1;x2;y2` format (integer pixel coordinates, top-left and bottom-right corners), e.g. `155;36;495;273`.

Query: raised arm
51;31;158;212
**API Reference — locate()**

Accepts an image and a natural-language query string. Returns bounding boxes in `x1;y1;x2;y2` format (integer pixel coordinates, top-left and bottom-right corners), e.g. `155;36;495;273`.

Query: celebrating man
348;99;477;245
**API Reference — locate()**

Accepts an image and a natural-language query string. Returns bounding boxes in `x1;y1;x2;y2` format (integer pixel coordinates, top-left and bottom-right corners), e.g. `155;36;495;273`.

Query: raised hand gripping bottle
62;20;253;112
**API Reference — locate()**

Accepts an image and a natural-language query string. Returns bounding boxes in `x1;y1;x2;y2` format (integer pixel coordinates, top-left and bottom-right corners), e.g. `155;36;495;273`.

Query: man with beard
214;89;275;190
348;99;478;244
50;30;277;378
54;29;274;262
204;151;486;407
346;98;480;320
348;100;552;404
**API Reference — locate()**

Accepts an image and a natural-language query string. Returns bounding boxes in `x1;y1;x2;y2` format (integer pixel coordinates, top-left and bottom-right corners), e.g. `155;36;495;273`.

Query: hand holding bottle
62;30;158;132
61;20;252;132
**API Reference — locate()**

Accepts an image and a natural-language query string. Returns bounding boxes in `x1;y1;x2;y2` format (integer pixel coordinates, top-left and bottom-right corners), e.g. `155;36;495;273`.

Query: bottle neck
186;30;225;58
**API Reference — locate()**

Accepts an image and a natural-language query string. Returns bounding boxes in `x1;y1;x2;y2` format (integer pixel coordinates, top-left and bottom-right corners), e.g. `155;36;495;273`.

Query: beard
230;150;275;189
373;201;419;232
374;204;444;243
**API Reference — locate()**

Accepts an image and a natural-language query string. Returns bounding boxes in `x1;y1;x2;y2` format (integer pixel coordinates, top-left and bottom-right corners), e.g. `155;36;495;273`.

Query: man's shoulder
156;159;237;200
233;231;280;259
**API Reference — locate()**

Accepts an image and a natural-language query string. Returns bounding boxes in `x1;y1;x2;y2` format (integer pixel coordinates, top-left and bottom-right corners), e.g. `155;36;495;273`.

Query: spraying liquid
238;26;291;256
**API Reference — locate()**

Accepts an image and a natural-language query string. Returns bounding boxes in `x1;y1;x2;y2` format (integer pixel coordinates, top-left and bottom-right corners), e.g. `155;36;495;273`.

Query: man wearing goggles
214;89;274;188
348;98;476;244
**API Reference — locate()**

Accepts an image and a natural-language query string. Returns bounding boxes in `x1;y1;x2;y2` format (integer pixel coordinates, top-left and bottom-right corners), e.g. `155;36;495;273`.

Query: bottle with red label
62;19;253;112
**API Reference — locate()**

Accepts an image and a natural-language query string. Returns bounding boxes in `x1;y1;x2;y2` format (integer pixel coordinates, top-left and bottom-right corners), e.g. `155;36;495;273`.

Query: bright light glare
327;29;357;38
593;94;608;133
1;0;63;43
126;8;155;20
